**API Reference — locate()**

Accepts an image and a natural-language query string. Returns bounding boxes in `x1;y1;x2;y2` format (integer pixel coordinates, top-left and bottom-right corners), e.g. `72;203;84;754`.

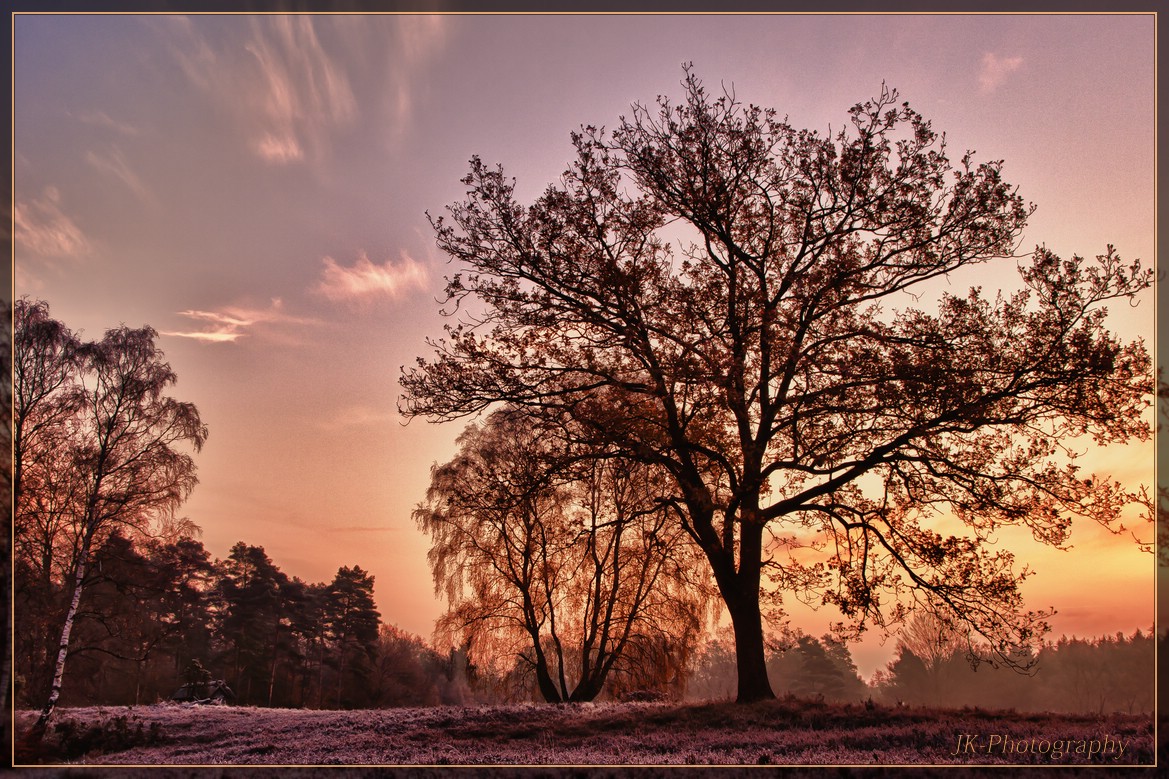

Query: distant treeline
13;526;1156;713
874;628;1156;714
14;533;469;710
691;622;1156;715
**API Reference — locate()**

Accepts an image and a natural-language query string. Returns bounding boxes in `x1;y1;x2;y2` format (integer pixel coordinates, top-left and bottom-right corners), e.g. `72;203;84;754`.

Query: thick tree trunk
532;649;563;703
720;519;776;704
726;594;775;703
568;669;603;703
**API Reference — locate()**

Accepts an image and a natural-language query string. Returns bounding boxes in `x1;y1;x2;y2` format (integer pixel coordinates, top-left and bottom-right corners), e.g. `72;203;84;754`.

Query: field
13;698;1156;770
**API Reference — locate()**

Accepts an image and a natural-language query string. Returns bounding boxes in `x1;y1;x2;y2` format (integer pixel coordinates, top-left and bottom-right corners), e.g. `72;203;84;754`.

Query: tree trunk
268;621;280;707
724;520;775;704
336;638;346;708
727;595;774;703
25;542;90;747
568;675;602;703
2;552;12;714
316;641;325;709
532;645;563;703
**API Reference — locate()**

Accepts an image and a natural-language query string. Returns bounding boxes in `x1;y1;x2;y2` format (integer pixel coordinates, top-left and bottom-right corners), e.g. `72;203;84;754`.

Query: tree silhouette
214;542;290;706
323;565;381;708
1;301;11;716
16;301;207;741
400;68;1152;702
878;628;1154;713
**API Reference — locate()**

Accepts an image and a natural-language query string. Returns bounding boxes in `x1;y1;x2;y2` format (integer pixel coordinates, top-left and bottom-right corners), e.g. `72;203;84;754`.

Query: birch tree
17;302;207;743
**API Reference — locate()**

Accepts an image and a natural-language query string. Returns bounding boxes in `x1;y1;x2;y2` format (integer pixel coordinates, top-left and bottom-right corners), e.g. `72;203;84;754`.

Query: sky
12;12;1157;679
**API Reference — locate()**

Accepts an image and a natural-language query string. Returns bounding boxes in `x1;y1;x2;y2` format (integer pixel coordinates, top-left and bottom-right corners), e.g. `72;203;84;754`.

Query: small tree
18;302;207;742
401;69;1152;702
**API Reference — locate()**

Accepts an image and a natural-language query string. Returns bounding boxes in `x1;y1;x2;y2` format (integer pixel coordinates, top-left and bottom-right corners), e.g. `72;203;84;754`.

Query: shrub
53;713;165;758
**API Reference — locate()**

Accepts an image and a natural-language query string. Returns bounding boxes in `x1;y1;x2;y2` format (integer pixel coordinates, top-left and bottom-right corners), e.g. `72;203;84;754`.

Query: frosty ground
14;698;1154;767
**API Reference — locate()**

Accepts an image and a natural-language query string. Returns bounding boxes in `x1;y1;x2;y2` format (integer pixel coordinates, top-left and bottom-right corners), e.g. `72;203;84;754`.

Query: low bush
53;712;166;758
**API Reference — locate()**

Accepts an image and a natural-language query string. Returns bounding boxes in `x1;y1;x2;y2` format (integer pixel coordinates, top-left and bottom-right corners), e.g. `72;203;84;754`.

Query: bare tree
401;69;1152;702
17;303;208;744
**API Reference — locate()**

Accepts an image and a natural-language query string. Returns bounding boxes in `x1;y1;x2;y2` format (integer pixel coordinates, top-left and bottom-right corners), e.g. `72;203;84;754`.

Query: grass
13;697;1155;768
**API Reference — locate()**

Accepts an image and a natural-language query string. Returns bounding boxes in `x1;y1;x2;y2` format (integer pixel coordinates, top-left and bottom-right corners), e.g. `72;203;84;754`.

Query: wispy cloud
159;15;450;162
162;15;357;166
164;298;316;344
978;52;1024;94
14;186;93;259
316;251;429;303
162;15;218;92
85;146;154;206
328;524;401;534
318;404;400;431
244;15;357;164
77;110;141;137
382;15;450;141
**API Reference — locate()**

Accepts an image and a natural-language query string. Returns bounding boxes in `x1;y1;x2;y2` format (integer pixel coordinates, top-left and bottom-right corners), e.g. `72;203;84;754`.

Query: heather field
14;699;1154;768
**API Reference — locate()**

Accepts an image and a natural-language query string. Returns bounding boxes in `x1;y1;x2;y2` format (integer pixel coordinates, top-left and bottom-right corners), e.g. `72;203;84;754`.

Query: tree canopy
401;69;1153;703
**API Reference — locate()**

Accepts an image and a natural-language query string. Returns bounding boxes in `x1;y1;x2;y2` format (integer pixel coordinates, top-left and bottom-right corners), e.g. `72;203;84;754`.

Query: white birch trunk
28;540;90;744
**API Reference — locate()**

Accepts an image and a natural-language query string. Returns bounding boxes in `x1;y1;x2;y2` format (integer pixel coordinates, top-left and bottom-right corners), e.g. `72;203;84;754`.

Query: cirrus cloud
316;251;429;303
14;186;93;260
160;15;357;167
243;15;357;165
85;146;154;206
164;298;316;344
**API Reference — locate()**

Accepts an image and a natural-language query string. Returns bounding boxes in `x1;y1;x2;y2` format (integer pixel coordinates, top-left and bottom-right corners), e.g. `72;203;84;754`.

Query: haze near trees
400;68;1153;703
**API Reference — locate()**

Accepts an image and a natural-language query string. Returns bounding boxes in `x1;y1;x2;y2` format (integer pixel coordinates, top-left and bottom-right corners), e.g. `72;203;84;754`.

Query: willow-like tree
400;69;1152;703
415;407;711;702
16;300;207;742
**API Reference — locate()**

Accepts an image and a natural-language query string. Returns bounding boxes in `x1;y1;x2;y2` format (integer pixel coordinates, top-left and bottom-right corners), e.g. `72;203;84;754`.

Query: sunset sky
12;12;1157;677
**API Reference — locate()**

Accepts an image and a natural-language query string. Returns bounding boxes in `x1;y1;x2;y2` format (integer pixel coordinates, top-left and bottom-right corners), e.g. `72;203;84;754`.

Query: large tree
16;301;207;740
400;70;1152;702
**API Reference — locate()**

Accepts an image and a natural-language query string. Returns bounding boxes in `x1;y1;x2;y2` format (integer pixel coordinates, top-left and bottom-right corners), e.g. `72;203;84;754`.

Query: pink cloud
316;251;429;302
14;187;92;260
164;298;315;344
978;52;1024;94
